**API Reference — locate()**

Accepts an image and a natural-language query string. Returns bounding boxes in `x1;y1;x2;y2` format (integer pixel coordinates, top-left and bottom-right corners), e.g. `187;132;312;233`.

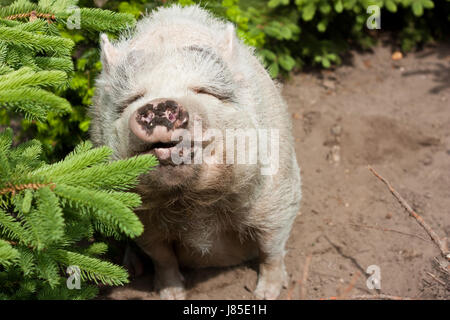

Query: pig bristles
368;166;450;262
0;182;56;196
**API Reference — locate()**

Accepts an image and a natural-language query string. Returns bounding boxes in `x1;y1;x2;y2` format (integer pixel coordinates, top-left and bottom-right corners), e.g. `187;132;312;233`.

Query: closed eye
191;87;231;102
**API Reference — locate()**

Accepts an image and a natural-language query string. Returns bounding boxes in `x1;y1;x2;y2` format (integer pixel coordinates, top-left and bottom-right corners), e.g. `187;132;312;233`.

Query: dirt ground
102;41;450;300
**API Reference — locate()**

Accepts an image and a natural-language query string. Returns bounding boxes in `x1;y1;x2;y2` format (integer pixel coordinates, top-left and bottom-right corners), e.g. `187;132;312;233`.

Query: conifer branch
0;182;55;195
0;0;143;300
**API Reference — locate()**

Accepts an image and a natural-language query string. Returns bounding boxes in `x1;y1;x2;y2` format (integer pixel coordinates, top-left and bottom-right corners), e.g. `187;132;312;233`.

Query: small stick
286;254;312;300
368;166;449;261
433;257;450;275
351;294;412;300
426;272;446;286
286;281;296;300
0;182;55;196
337;271;361;299
349;223;431;243
4;12;56;21
300;255;312;300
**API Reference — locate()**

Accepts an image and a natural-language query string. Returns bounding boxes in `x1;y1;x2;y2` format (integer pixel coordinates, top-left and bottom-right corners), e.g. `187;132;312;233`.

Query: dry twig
4;11;56;22
368;166;450;262
351;294;412;300
287;254;312;300
349;223;431;243
0;182;55;196
337;271;361;299
426;272;446;286
300;255;312;299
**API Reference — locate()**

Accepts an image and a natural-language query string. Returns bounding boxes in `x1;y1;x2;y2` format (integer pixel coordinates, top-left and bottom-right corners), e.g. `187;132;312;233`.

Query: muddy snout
129;99;189;161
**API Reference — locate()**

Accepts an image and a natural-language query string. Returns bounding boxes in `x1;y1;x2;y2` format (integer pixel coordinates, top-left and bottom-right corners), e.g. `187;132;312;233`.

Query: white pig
90;5;301;300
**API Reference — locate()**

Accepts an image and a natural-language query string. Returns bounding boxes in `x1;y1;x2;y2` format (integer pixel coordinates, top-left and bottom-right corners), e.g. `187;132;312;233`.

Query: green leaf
263;25;280;38
321;57;331;68
302;3;316;21
317;19;328;32
412;1;424;16
335;0;343;13
280;26;293;39
422;0;434;9
79;120;90;132
268;0;281;8
268;62;279;78
319;3;332;14
278;55;296;71
385;0;397;12
260;49;277;61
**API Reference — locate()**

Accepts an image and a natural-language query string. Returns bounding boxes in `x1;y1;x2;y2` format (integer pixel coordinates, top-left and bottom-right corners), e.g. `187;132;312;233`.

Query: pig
89;5;301;300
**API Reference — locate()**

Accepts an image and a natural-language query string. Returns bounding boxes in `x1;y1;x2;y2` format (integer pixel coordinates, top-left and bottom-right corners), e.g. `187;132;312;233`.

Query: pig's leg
254;241;289;300
138;241;186;300
122;244;144;279
253;207;296;299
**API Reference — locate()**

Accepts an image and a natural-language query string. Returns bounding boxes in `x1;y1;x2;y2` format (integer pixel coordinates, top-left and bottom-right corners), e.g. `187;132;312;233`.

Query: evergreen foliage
0;0;135;121
0;131;158;299
0;0;156;300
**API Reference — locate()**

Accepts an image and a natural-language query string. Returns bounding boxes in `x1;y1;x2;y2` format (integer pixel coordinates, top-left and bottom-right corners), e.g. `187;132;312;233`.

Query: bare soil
102;42;450;300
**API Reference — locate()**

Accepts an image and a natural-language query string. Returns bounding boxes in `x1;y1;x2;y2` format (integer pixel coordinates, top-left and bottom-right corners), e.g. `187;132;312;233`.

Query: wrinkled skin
90;5;301;300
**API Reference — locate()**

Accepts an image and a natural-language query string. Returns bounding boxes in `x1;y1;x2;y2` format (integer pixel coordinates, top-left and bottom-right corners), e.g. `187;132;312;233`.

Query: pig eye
192;87;229;101
120;92;145;112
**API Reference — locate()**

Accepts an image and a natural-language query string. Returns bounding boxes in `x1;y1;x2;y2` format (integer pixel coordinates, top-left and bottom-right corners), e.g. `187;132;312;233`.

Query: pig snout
129;99;189;161
130;99;189;142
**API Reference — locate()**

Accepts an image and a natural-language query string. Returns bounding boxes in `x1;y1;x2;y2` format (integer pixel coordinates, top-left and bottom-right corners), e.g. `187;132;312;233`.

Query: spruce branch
52;249;129;286
34;56;74;73
0;0;145;300
54;184;144;238
34;145;112;177
0;87;71;120
0;239;19;267
0;25;74;56
53;154;158;191
0;67;67;90
0;1;39;19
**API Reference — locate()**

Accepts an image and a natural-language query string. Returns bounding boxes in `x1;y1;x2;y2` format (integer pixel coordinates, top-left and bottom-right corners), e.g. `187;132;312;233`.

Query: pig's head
90;11;259;190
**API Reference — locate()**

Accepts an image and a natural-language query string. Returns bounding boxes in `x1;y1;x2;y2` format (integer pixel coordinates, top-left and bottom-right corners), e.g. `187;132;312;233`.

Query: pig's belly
174;231;259;268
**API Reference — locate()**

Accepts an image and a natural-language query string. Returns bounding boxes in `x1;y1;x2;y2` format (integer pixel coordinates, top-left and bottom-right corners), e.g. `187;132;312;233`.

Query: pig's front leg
138;240;186;300
254;236;289;300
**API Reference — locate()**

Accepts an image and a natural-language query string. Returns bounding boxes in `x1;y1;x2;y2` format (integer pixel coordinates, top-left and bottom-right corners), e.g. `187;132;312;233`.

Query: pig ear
100;33;118;72
222;23;237;60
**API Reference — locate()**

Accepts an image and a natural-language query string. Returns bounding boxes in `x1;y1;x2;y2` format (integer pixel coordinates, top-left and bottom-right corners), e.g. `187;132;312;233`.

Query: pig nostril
139;112;154;124
166;110;176;123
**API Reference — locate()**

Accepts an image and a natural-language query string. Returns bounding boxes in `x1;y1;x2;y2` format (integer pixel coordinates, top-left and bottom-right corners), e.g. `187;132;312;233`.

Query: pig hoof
254;279;282;300
159;286;186;300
